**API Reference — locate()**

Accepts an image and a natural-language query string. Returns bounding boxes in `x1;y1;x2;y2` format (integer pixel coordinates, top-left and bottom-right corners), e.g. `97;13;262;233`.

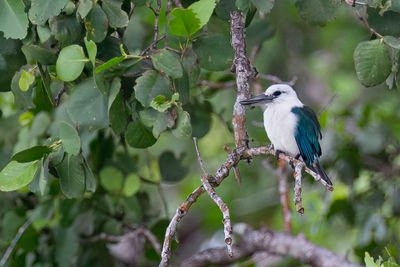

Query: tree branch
230;11;255;148
180;224;362;267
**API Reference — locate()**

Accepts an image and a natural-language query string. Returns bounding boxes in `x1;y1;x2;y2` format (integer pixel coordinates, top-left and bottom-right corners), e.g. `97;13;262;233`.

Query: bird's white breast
263;103;301;156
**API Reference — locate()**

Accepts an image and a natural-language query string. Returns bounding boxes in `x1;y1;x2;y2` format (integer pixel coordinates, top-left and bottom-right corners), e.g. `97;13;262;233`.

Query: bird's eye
273;91;282;97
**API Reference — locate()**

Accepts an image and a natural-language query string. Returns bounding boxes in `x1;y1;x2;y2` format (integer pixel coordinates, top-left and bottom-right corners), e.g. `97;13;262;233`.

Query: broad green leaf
59;122;81;156
12;145;53;163
37;25;51;43
85;4;109;43
0;35;26;92
49;15;83;47
354;39;392;87
19;70;35;92
21;44;58;65
140;108;175;137
95;55;126;74
123;173;141;197
102;0;129;28
172;106;192;138
189;0;216;28
235;0;252;12
109;92;128;134
365;252;379;267
368;9;400;37
55;226;79;267
133;70;172;107
151;49;183;79
56;154;85;198
83;159;96;192
0;161;39;191
384;36;400;49
169;8;201;37
250;0;274;13
193;34;233;71
100;166;123;193
29;0;68;25
125;120;157;148
77;0;93;18
67;78;109;130
11;70;35;109
0;0;29;39
295;0;341;25
29;159;48;195
123;16;147;53
84;37;97;67
159;151;188;182
56;45;87;82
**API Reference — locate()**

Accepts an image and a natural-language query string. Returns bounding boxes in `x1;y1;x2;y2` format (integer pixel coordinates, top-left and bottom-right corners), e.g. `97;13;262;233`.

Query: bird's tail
310;161;333;186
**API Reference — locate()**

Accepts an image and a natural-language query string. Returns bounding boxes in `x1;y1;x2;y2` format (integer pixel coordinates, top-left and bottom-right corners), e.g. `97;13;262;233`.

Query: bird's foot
275;149;284;160
290;154;301;169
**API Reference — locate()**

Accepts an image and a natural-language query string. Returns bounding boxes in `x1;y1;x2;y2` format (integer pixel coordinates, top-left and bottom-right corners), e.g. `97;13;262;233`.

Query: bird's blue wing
291;106;322;166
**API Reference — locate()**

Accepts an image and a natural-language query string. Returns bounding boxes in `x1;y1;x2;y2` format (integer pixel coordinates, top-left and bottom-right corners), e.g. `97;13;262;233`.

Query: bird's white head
240;84;302;107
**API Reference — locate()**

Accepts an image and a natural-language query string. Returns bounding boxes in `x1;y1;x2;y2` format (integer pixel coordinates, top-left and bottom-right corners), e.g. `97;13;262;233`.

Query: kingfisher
240;84;332;186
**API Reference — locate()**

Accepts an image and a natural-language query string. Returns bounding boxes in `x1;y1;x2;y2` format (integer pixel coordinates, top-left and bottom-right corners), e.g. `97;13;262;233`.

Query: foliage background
0;0;399;266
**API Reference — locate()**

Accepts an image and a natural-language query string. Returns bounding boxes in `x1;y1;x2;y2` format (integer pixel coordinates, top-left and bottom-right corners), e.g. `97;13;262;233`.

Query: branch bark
230;11;254;148
180;224;362;267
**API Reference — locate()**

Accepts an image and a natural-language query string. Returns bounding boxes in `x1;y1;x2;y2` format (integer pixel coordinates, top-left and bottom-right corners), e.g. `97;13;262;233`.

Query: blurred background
0;0;399;266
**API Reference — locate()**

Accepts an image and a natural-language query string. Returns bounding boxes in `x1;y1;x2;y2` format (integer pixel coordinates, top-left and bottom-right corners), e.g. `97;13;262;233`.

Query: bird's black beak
240;94;275;106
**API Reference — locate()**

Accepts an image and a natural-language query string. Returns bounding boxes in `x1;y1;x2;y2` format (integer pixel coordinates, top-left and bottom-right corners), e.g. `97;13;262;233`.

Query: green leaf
354;39;392;87
0;35;26;92
67;78;109;130
100;166;123;193
56;45;87;82
49;15;83;47
109;92;128;134
169;8;201;37
189;0;216;28
12;146;53;163
19;70;35;92
150;93;179;112
95;55;126;74
21;44;58;65
59;122;81;156
83;159;96;192
125;120;157;148
84;37;97;67
193;34;233;71
159;151;188;182
102;0;129;28
0;161;39;191
365;252;379;267
134;70;172;107
0;0;29;39
77;0;93;18
28;159;48;195
368;9;400;37
29;0;68;25
151;49;183;79
56;154;85;198
140;108;175;137
384;36;400;49
123;173;141;197
295;0;341;25
11;70;35;109
215;0;237;21
85;4;109;43
172;106;192;138
37;25;51;43
250;0;274;13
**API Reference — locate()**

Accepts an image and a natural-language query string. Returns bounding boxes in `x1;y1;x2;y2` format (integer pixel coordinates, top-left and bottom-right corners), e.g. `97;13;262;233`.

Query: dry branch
180;224;362;267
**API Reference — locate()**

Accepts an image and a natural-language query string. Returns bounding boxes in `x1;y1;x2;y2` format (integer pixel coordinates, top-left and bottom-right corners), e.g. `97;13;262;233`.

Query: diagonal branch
193;138;233;256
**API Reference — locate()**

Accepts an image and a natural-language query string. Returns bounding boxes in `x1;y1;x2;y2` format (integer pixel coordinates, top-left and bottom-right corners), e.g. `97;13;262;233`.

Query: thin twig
354;7;383;38
151;0;162;49
0;217;33;267
193;138;233;257
293;162;304;214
